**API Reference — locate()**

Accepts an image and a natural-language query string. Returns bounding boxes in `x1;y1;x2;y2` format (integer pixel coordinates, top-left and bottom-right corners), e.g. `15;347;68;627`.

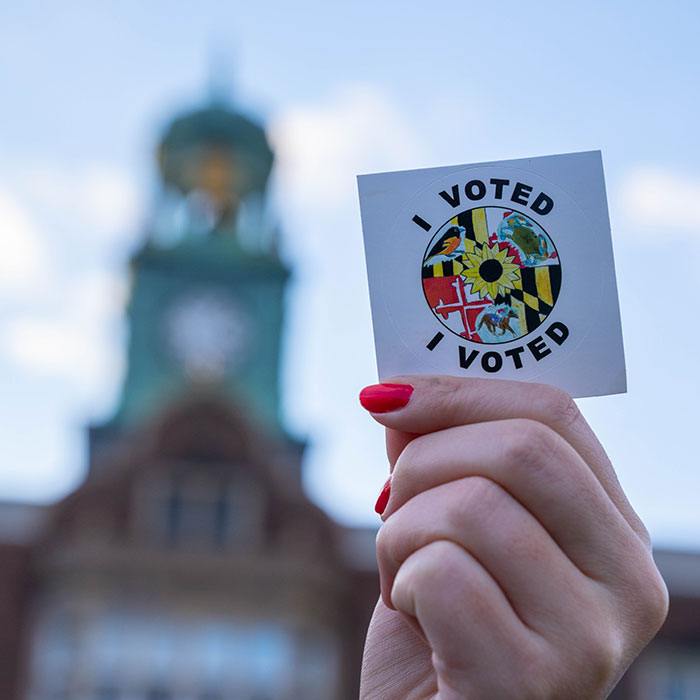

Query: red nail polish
359;383;414;413
375;476;392;515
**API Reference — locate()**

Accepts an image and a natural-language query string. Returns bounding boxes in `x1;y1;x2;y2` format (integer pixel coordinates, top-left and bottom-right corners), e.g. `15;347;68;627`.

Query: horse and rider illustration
477;305;518;338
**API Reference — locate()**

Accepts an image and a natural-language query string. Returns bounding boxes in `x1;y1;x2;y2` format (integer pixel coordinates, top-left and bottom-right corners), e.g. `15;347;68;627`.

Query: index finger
360;375;649;546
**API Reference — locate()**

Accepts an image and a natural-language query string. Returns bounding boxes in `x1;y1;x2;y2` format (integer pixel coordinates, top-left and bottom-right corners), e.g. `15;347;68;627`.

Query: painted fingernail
374;476;392;515
359;383;414;413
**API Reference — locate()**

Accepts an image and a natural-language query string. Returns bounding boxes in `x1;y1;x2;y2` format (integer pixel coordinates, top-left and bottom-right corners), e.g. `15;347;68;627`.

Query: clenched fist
359;376;667;700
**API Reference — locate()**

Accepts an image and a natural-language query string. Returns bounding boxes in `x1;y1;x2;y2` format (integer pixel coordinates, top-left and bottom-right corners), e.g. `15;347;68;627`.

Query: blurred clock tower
91;96;292;465
5;92;379;700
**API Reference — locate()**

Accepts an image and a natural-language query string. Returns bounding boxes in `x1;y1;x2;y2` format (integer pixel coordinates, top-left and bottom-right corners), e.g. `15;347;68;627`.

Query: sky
0;0;699;547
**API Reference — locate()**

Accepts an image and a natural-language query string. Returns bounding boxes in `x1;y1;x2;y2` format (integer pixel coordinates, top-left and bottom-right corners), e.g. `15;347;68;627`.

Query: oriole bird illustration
423;225;468;266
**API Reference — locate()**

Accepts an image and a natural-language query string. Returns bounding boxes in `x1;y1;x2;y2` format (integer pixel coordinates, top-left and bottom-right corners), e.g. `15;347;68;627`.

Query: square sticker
357;151;626;398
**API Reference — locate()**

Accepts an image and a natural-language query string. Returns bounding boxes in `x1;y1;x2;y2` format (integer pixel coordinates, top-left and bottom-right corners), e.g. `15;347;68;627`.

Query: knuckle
649;567;670;623
375;509;439;573
392;432;448;502
637;523;653;551
519;656;557;699
579;626;625;694
394;433;429;474
391;541;466;617
375;520;396;565
488;640;554;700
443;476;505;529
630;557;670;637
500;419;560;470
404;540;458;588
593;550;669;658
546;617;624;698
435;379;469;419
536;383;581;430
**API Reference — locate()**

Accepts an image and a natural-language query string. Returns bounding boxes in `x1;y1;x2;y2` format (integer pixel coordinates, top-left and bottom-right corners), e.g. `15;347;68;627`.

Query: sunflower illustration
461;241;521;300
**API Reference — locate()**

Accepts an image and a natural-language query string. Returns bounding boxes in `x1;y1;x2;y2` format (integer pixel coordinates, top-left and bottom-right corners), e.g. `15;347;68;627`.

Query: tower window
160;471;261;548
165;480;223;546
146;688;171;700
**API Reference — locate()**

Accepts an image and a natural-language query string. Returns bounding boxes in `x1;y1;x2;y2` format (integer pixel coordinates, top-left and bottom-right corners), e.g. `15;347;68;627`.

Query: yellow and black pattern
423;258;463;278
498;265;562;334
457;208;490;246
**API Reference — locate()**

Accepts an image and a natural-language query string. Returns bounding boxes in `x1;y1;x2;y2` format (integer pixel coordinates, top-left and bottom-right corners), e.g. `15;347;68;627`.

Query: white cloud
0;159;135;407
269;84;428;213
79;165;142;234
618;167;700;236
0;188;51;296
4;318;94;375
68;268;129;323
1;269;126;404
14;161;142;246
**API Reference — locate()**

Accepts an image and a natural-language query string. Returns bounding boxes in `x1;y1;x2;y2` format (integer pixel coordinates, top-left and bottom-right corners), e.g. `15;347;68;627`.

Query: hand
358;376;668;700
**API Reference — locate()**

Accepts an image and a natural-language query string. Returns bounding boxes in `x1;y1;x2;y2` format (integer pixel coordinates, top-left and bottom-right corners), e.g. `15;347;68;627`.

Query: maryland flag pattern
422;207;561;344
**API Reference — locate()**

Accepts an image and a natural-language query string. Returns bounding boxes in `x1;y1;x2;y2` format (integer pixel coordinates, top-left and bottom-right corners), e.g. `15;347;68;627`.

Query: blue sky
1;0;699;546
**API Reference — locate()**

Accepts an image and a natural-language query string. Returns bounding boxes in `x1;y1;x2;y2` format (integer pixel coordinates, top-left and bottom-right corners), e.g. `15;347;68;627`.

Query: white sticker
358;151;626;398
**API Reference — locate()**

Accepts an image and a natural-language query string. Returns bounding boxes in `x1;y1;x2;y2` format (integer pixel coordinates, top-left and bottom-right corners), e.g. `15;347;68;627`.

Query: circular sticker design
421;207;561;344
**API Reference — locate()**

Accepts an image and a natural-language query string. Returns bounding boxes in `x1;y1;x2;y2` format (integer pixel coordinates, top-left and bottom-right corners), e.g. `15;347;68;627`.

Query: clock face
162;289;250;379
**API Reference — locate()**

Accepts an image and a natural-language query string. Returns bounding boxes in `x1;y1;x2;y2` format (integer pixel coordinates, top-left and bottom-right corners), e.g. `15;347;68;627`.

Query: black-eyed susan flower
461;241;522;300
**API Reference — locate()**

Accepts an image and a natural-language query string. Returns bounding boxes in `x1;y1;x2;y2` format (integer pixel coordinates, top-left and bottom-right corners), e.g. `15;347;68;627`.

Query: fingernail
359;383;414;413
375;476;392;515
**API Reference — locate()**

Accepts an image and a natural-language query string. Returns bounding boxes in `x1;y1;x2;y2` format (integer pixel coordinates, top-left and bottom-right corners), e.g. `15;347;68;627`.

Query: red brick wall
0;544;31;700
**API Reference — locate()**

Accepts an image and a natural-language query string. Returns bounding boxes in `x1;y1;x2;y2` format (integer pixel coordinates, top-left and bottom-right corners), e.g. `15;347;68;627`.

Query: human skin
358;375;668;700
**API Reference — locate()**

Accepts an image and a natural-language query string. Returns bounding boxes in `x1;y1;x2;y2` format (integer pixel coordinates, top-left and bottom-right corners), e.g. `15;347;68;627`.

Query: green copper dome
158;101;274;202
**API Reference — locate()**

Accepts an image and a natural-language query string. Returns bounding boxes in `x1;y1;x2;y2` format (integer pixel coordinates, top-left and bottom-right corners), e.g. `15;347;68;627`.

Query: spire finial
206;47;237;106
